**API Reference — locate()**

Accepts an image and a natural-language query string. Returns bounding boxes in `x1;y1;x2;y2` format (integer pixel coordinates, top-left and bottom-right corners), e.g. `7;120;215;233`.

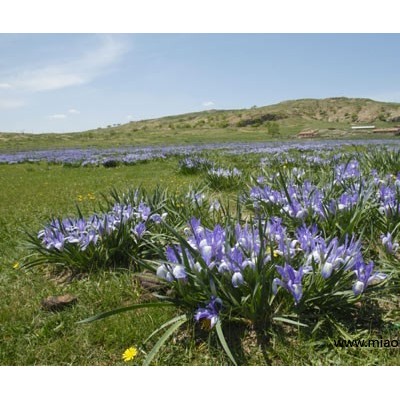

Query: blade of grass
77;302;175;324
273;316;308;328
143;316;188;366
143;314;187;345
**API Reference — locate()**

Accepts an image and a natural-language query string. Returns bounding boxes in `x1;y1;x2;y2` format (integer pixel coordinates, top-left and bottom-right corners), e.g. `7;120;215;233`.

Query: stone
41;294;78;312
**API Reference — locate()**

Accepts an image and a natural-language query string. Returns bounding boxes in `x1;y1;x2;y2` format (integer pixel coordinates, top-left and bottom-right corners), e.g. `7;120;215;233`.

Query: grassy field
1;124;398;153
0;159;203;365
2;148;400;366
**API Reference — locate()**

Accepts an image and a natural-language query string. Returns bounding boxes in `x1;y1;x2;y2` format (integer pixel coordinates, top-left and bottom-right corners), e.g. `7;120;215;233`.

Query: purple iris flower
186;219;225;268
150;212;168;224
172;265;187;279
295;224;321;254
186;191;205;206
276;236;299;260
381;232;399;254
49;230;66;251
265;217;286;243
235;224;260;254
156;253;188;281
38;200;153;253
249;185;283;206
307;235;362;279
352;260;387;295
188;217;204;248
165;245;180;264
371;169;381;185
156;264;175;282
337;192;359;211
208;167;241;178
194;296;223;329
80;230;99;250
229;247;244;269
137;203;151;221
281;185;308;219
335;160;360;183
378;184;398;217
252;180;325;221
272;263;306;304
132;222;146;238
232;271;244;288
165;243;199;274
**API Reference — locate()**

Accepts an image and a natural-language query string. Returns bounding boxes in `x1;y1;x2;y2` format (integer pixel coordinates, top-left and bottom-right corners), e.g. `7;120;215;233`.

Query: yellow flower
122;346;138;362
266;247;279;258
12;262;20;269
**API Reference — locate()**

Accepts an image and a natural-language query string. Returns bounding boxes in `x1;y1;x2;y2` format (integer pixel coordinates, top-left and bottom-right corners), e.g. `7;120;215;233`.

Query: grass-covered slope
2;97;400;152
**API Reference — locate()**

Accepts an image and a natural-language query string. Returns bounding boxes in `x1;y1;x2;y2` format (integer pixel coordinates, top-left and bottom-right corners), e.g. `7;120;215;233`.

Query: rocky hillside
91;97;400;134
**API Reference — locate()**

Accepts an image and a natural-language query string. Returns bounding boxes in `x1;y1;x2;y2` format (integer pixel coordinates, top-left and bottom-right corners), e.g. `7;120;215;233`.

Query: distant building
297;129;319;138
351;125;375;130
373;127;400;135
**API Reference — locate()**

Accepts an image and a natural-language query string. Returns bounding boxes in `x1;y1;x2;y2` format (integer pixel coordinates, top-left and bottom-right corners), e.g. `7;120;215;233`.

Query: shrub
25;199;167;273
178;156;213;174
206;167;242;190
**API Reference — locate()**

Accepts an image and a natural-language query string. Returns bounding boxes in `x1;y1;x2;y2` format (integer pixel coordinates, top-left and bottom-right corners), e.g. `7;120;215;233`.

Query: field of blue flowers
2;139;400;365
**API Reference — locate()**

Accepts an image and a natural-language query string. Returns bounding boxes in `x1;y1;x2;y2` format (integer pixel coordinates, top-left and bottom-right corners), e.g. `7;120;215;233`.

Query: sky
1;33;400;133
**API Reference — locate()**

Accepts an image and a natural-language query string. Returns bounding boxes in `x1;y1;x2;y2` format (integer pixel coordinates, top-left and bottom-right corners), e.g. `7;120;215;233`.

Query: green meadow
2;146;400;366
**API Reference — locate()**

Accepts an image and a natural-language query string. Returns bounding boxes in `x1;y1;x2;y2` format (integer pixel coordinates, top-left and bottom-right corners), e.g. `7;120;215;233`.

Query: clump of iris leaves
24;147;400;365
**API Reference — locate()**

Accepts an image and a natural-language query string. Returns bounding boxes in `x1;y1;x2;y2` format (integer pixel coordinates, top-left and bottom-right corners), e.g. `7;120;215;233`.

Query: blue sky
1;33;400;133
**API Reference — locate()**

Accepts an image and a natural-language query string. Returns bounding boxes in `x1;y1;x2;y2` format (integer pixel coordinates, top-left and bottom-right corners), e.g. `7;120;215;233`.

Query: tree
267;121;280;136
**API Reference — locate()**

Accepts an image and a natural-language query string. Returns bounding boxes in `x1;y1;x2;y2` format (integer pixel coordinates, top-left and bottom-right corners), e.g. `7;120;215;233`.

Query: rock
41;294;78;312
134;271;164;291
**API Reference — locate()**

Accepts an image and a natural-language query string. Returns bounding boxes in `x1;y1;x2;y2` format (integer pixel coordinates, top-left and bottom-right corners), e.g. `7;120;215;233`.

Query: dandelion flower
122;346;138;362
12;262;20;269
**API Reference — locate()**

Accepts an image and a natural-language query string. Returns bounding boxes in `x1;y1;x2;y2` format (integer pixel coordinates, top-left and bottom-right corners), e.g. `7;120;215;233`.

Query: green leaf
77;302;175;324
311;319;325;335
143;316;187;366
273;316;309;328
215;320;238;366
327;316;354;341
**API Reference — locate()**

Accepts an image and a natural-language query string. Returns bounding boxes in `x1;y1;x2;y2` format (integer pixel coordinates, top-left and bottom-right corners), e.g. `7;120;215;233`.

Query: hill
1;97;400;152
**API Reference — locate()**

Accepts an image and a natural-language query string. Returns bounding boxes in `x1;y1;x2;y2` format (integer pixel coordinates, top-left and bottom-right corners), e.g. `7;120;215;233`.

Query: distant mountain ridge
111;97;400;132
2;97;400;137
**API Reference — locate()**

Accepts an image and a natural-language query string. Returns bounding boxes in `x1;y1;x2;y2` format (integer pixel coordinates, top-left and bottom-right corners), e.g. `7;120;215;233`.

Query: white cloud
68;108;80;114
126;114;133;120
202;101;215;107
2;35;128;93
0;99;25;109
48;114;67;119
0;83;12;89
